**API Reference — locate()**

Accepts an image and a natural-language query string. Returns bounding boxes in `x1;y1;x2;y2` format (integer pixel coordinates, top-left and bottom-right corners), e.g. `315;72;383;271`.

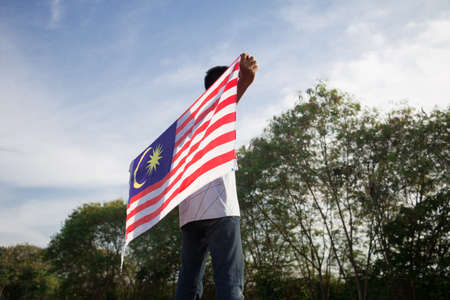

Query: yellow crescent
133;146;152;189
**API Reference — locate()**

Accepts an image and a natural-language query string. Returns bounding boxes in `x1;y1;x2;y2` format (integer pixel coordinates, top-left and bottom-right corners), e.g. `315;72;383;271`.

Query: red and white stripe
125;57;240;246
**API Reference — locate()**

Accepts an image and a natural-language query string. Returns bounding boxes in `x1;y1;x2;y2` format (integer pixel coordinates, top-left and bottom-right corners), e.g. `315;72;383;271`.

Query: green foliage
253;269;310;300
127;209;181;299
239;82;373;300
377;190;450;300
0;244;58;299
46;200;127;299
3;82;449;300
383;190;449;278
237;82;449;300
44;199;181;300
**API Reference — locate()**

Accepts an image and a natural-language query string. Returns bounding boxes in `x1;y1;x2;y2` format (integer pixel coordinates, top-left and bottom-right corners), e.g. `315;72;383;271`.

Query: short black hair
204;66;228;90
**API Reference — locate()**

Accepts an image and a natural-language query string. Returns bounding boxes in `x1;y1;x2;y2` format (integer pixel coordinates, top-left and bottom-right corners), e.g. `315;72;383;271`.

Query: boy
175;53;258;300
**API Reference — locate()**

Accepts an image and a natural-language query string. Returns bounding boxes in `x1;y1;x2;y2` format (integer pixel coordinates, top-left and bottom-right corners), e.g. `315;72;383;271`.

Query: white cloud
49;0;63;29
237;85;299;146
0;80;122;188
0;30;137;188
415;19;450;47
0;199;73;247
1;0;450;248
328;18;450;111
152;64;205;87
280;0;336;32
4;1;445;189
0;189;126;247
272;0;450;114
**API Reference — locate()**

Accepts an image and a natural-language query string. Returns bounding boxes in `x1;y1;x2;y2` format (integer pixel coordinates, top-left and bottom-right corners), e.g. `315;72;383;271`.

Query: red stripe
126;150;236;234
173;98;236;162
129;111;236;206
174;98;219;149
204;111;236;139
225;77;238;91
173;93;236;153
126;59;240;241
171;112;236;178
172;121;208;162
174;79;238;148
127;130;236;220
128;170;171;209
176;78;229;135
176;69;236;135
233;61;240;71
176;58;239;128
216;94;237;116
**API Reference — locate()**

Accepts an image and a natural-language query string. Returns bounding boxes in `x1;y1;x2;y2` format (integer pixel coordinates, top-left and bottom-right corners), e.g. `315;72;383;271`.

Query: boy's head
204;66;228;90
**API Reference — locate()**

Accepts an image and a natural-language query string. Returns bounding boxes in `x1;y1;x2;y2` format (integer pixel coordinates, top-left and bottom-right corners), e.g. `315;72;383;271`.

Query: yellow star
146;144;163;175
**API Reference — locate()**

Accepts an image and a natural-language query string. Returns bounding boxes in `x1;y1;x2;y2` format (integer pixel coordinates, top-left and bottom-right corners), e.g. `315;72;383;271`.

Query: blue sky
1;0;449;247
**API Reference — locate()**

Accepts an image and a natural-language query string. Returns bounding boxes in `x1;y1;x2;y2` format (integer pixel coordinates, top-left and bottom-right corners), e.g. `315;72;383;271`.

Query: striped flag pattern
124;56;240;248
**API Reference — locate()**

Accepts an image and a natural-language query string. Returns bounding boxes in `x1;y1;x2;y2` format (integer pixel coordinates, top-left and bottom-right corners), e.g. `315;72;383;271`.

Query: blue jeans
175;216;244;300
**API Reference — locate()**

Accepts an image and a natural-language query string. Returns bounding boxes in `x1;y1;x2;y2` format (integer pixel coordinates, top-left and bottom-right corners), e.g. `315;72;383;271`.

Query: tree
359;107;450;299
45;199;182;300
127;209;181;300
6;82;446;300
378;190;449;300
237;82;449;300
238;83;377;300
0;244;58;299
46;200;128;299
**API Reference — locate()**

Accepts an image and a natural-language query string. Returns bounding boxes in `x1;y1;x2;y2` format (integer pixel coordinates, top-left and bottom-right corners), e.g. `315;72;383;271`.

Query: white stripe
172;120;235;169
172;100;235;167
175;70;238;142
176;117;195;142
127;119;235;214
218;84;238;103
176;63;237;126
175;86;222;142
126;159;236;245
126;140;235;226
185;66;237;120
126;139;235;224
127;80;237;213
173;97;236;163
125;57;240;246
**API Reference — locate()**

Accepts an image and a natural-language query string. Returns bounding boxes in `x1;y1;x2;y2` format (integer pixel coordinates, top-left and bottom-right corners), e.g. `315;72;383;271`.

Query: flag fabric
124;56;240;250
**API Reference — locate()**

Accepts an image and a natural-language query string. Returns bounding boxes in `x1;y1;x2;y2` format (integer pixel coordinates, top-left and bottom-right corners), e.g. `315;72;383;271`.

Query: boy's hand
239;53;258;86
237;53;258;102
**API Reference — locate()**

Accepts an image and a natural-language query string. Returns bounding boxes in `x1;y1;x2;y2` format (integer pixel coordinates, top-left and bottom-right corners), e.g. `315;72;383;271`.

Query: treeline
1;83;448;300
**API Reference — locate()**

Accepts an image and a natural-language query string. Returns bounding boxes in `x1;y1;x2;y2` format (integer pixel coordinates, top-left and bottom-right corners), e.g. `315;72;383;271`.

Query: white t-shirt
178;171;240;227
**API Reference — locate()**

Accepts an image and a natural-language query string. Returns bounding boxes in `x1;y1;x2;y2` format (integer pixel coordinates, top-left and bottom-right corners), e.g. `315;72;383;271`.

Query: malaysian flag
124;56;240;250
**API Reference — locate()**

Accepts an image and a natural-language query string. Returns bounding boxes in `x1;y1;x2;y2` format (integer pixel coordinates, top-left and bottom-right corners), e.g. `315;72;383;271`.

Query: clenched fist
237;53;258;102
